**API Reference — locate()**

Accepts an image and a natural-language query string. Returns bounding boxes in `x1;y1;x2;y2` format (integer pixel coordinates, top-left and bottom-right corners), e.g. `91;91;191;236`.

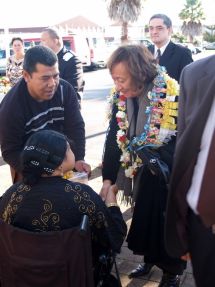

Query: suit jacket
148;41;193;82
165;55;215;257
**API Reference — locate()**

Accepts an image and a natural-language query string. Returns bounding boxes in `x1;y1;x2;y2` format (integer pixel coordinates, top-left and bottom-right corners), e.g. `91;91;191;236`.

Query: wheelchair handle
79;214;89;234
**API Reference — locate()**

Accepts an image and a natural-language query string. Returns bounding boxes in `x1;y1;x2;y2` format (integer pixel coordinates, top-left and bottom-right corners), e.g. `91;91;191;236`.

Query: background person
0;45;90;183
0;129;127;285
100;44;185;287
148;13;193;82
41;27;85;105
165;55;215;287
6;37;25;86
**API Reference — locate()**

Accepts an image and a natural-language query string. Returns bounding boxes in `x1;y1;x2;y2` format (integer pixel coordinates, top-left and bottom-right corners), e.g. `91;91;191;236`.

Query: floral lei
107;66;179;178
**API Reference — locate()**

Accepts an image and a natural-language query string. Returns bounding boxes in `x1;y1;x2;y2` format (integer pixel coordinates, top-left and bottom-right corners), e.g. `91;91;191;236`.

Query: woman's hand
100;180;112;201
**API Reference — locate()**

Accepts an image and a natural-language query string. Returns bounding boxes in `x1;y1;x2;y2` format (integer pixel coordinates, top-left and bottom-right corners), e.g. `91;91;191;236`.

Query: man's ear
23;70;30;83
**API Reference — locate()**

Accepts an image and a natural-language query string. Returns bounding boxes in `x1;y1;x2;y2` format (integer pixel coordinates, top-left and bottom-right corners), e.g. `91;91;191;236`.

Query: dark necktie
197;130;215;227
156;49;161;64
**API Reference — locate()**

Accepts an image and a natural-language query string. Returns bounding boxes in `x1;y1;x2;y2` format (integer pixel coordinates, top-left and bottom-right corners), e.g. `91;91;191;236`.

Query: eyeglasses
149;26;167;32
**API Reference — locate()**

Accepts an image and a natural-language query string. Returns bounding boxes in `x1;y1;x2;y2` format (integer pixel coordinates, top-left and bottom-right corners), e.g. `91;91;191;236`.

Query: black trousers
188;209;215;287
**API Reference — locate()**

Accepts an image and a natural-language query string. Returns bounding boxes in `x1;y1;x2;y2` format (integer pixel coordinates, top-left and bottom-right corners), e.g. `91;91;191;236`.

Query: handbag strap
113;255;122;287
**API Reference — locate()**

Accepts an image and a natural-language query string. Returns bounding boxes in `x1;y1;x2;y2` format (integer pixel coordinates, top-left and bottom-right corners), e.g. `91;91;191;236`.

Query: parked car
0;49;13;76
24;34;92;69
177;42;202;54
131;38;153;47
105;39;153;62
0;50;6;75
86;37;109;70
203;42;215;50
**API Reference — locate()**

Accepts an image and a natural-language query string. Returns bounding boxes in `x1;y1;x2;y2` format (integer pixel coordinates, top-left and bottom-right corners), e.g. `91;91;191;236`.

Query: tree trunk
189;35;194;43
121;21;128;43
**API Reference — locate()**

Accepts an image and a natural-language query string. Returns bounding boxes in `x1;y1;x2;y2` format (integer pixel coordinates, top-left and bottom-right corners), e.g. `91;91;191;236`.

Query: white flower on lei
116;111;126;120
120;151;130;163
116;130;126;147
125;166;136;178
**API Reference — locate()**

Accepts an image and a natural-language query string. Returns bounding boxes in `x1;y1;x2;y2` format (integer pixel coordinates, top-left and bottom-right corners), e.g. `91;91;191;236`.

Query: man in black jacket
148;13;193;82
0;45;90;183
41;28;85;105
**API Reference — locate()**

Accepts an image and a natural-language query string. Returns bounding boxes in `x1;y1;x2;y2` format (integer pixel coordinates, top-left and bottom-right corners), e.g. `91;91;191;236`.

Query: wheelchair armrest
79;214;89;234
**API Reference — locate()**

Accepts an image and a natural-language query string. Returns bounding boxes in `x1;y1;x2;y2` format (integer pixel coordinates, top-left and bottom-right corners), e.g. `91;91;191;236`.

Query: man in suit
148;14;193;82
165;55;215;287
129;14;193;281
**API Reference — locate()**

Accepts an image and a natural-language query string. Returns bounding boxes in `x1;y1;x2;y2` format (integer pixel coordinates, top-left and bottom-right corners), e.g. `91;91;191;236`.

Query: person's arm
0;184;18;216
176;68;188;139
156;136;176;172
85;184;127;253
104;184;127;252
0;96;25;172
101;104;121;199
179;47;193;79
62;82;85;161
102;104;121;183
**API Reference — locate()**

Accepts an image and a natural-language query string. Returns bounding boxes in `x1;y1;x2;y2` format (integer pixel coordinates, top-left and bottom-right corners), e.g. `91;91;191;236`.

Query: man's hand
74;160;91;176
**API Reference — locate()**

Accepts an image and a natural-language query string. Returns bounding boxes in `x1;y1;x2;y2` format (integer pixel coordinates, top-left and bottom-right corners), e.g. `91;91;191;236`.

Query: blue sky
0;0;214;28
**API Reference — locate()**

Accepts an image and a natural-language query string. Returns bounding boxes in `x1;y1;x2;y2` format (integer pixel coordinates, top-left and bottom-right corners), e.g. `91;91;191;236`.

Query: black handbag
135;146;170;184
96;251;122;287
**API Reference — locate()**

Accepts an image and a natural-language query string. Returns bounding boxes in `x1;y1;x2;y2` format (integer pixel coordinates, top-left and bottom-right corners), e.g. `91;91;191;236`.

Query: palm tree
203;25;215;43
179;0;205;43
106;0;142;43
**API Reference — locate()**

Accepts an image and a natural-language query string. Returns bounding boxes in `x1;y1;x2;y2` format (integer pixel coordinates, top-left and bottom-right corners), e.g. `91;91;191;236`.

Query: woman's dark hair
11;37;24;46
107;44;157;92
23;45;58;74
21;130;67;185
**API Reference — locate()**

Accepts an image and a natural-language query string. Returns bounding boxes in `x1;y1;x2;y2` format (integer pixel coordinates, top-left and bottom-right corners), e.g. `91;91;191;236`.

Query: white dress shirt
154;40;170;58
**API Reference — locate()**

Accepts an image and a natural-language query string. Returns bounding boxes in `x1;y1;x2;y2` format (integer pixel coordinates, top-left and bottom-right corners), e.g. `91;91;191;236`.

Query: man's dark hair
149;14;172;28
42;27;61;40
23;45;58;74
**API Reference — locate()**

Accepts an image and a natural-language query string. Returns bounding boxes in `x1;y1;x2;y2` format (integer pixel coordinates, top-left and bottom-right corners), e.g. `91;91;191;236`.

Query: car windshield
0;49;14;59
0;50;6;59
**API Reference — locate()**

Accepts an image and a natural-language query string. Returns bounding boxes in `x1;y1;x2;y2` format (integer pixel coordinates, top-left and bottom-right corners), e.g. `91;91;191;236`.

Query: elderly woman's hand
105;184;118;206
100;180;112;201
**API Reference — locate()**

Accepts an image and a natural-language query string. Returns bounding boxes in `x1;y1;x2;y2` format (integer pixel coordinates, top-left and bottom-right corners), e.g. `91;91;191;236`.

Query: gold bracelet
106;202;119;208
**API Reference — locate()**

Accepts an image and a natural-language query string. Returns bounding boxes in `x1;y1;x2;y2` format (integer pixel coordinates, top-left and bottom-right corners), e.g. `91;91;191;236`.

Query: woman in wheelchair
0;129;127;286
